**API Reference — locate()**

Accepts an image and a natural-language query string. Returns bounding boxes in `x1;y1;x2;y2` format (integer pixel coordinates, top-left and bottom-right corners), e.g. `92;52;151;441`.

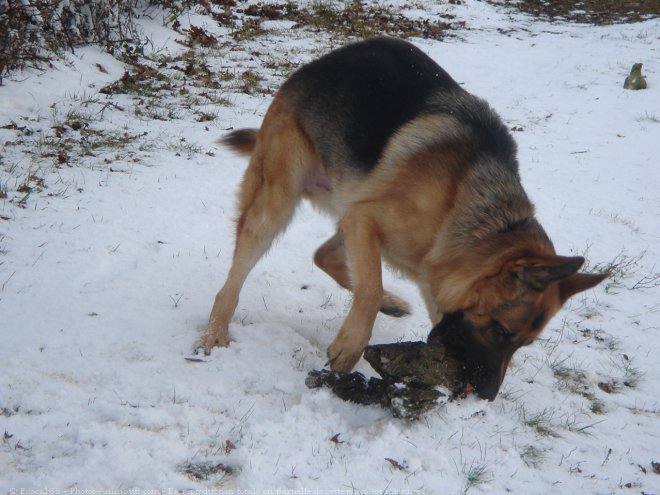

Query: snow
1;1;659;493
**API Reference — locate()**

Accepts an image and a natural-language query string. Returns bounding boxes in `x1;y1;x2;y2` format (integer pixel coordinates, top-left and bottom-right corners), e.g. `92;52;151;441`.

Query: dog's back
226;37;518;180
282;37;464;172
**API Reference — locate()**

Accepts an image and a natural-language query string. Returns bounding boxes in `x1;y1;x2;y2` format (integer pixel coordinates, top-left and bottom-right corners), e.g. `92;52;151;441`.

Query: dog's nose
473;361;508;401
475;381;500;401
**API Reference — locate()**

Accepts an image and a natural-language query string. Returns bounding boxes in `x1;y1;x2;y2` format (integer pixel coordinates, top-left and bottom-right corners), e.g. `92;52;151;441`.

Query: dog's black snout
460;361;502;401
469;352;513;401
474;375;502;401
476;386;498;401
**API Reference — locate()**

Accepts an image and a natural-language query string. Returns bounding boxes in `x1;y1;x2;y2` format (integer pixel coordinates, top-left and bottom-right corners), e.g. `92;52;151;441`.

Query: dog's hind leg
314;231;410;317
202;101;313;352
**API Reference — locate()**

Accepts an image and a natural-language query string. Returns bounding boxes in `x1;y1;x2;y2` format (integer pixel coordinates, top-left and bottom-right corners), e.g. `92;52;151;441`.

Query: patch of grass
588;397;606;415
232;18;268;41
462;461;492;493
576;327;620;352
636;112;660;123
78;55;233;158
520;445;547;468
486;0;660;25
589;251;660;293
167;138;203;158
0;234;8;255
99;48;234;126
218;69;236;82
520;407;560;438
609;354;643;390
551;357;590;394
291;347;313;370
548;350;642;416
100;64;172;97
31;125;148;166
176;51;221;89
562;414;606;435
0;114;150;208
63;108;98;128
87;130;147;154
295;0;461;40
184;25;219;48
179;461;233;481
263;53;302;79
191;92;232;107
195;109;219;122
65;91;103;107
610;212;642;236
136;102;181;121
552;361;605;414
211;0;464;43
15;169;44;190
238;69;264;94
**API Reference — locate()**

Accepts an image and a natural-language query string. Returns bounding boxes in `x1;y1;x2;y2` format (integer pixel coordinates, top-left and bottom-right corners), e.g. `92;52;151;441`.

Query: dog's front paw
200;326;230;355
326;339;365;373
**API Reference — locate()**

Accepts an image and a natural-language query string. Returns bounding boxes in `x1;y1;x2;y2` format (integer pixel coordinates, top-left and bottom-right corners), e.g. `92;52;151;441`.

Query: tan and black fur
202;38;607;400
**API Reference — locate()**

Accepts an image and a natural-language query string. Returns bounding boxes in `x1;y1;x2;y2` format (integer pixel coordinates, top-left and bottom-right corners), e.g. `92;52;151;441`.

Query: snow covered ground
1;1;659;493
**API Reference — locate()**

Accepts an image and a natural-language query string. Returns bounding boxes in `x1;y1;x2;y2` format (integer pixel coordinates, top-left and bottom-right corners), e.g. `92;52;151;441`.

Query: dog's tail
220;128;258;156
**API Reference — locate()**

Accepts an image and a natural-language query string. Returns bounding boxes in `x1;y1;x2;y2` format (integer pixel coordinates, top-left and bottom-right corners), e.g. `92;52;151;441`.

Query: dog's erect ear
515;255;585;291
559;271;609;303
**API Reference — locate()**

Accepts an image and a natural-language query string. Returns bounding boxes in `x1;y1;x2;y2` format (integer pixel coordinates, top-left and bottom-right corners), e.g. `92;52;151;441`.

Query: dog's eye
491;321;512;345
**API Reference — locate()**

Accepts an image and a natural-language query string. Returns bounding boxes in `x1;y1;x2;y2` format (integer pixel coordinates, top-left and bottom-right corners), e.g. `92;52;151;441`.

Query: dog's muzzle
428;312;514;401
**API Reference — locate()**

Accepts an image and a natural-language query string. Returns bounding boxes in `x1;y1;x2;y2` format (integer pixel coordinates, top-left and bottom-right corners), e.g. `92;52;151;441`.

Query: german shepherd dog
202;37;607;400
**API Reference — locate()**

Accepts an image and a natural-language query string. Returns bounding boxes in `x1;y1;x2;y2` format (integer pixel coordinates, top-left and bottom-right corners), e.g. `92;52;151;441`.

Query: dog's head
429;255;608;400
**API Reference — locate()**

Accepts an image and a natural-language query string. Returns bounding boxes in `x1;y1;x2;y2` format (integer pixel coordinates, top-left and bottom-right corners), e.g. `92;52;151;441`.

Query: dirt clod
306;341;465;419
